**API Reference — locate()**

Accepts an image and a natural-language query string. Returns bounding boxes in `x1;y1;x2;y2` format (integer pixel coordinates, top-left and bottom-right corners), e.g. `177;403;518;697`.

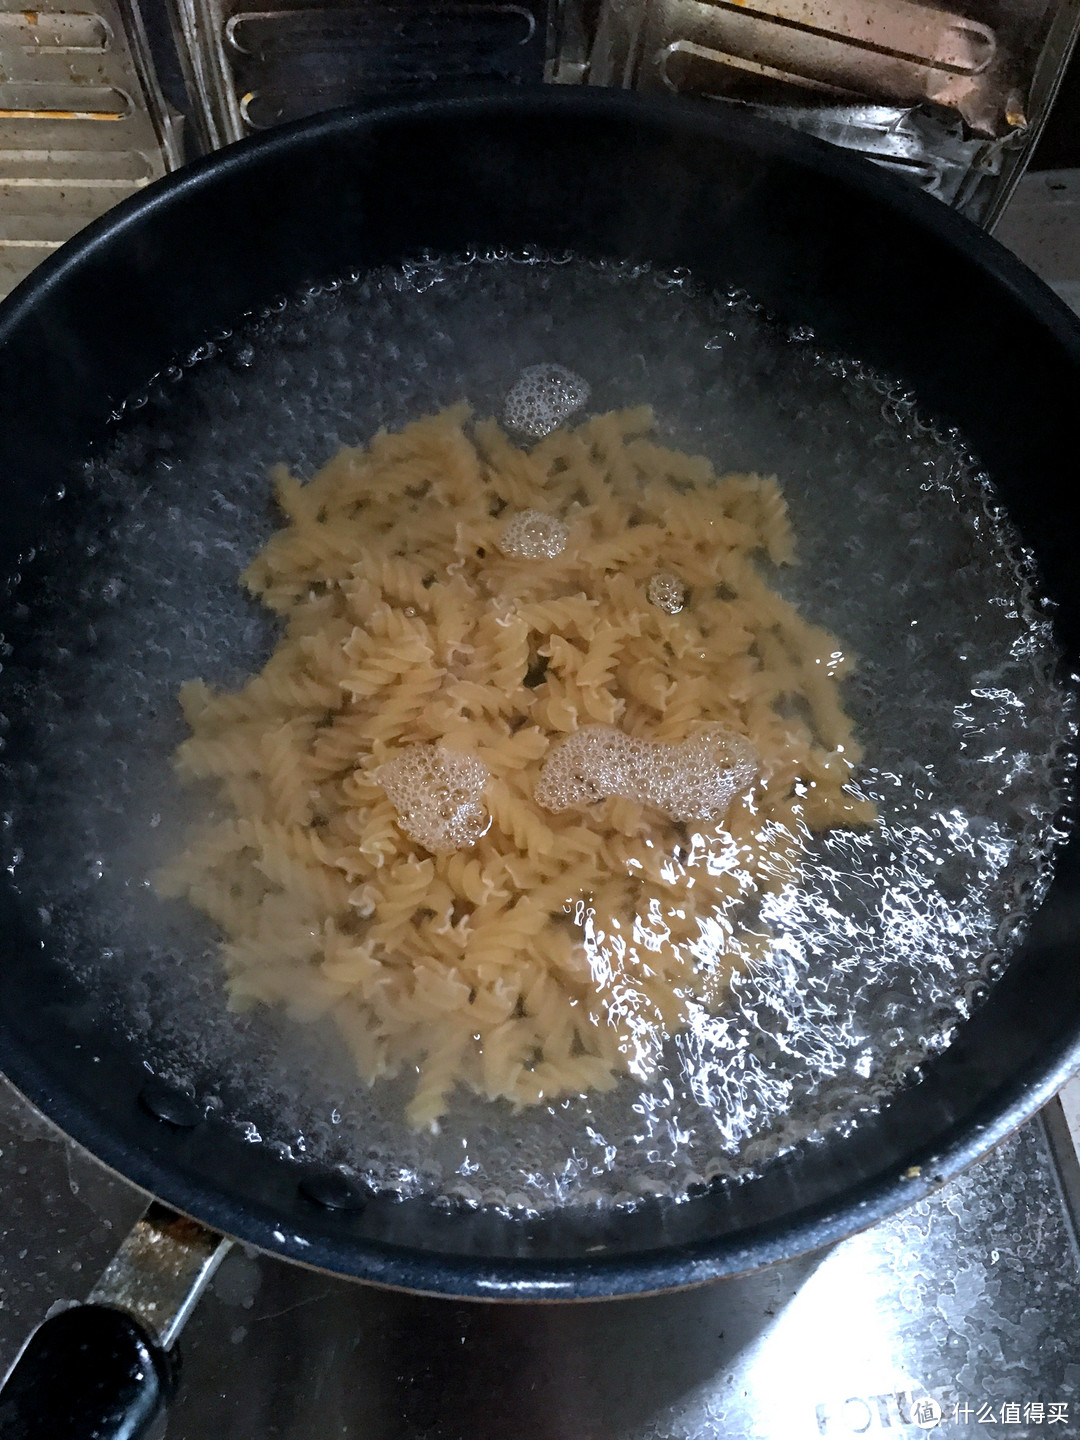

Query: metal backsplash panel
581;0;1080;224
3;0;1076;247
0;0;182;297
167;0;551;150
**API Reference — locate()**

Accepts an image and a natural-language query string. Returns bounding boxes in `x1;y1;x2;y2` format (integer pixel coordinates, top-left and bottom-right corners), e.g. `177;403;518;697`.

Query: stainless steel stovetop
3;1071;1080;1439
1;142;1079;1440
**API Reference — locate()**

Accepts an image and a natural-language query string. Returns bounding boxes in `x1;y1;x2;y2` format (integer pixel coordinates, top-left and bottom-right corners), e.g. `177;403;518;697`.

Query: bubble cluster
0;253;1073;1212
647;572;686;614
374;745;490;852
497;509;569;560
535;724;758;823
503;364;590;439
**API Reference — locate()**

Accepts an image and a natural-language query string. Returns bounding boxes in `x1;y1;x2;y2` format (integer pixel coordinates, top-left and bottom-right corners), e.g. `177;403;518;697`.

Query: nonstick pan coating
0;90;1078;1299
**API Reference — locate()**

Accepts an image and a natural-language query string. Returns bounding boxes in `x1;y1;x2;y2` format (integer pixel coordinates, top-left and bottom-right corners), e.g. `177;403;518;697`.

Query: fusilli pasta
159;405;876;1128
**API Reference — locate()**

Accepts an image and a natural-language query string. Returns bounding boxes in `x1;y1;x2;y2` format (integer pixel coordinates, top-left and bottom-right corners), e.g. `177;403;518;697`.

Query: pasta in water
158;403;876;1129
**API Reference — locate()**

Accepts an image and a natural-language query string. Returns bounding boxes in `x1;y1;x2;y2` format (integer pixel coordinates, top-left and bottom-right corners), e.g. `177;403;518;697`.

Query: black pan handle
0;1304;176;1440
0;1204;230;1440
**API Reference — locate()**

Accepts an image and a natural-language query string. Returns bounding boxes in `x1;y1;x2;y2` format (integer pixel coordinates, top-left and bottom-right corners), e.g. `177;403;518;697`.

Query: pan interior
0;253;1073;1212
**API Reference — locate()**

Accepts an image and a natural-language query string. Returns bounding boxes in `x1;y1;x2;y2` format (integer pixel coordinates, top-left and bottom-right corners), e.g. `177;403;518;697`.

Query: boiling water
0;256;1075;1209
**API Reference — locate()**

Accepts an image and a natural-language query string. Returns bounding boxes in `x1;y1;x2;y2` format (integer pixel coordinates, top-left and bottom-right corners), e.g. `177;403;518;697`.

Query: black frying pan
0;85;1079;1432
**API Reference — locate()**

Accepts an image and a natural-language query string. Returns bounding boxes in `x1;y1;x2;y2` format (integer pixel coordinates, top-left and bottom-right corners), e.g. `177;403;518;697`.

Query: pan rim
1;85;1079;1299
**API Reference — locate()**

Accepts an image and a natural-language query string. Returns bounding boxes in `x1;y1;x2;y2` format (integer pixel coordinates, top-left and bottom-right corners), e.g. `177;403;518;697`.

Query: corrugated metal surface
168;0;550;148
0;0;181;297
584;0;1080;223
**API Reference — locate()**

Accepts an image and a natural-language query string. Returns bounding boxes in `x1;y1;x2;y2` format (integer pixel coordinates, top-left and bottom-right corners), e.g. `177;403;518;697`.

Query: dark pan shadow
168;1244;828;1439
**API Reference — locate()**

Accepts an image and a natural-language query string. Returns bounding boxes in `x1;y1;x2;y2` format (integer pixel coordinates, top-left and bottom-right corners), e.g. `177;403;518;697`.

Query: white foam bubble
374;745;490;852
497;509;569;560
535;724;758;822
647;572;686;614
503;364;590;439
